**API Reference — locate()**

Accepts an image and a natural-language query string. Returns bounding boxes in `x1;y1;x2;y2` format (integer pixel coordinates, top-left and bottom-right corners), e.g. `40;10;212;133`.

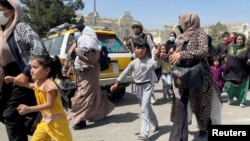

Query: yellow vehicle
43;23;133;98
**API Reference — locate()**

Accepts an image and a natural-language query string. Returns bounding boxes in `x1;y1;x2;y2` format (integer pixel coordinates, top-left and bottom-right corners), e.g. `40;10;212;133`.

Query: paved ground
0;82;250;141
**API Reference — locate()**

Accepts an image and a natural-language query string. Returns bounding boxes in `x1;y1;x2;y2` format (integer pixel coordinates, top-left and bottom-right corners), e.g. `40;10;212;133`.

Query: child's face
160;45;166;53
30;59;50;81
134;45;147;59
213;60;220;67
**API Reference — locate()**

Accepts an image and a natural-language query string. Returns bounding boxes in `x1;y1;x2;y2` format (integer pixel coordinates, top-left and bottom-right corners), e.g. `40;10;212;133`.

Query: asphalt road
0;82;250;141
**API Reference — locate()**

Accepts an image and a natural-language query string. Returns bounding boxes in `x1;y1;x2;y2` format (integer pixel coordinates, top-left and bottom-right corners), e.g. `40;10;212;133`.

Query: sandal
137;135;149;141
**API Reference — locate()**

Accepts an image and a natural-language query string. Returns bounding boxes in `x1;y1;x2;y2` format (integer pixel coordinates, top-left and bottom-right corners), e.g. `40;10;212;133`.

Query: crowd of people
0;0;249;141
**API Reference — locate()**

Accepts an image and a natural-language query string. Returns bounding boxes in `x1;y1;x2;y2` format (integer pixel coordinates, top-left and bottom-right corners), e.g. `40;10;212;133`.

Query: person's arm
4;75;34;88
14;23;49;86
146;34;155;53
17;89;56;115
110;61;134;92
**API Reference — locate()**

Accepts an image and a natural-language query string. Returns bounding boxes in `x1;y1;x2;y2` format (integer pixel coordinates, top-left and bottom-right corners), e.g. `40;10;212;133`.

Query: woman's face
236;36;244;46
0;4;14;25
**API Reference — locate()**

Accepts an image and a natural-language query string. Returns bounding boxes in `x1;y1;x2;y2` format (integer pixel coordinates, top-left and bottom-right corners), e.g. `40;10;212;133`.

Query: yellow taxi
43;23;133;98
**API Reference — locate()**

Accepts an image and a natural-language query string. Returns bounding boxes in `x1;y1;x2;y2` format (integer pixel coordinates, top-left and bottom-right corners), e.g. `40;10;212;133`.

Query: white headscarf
77;26;101;51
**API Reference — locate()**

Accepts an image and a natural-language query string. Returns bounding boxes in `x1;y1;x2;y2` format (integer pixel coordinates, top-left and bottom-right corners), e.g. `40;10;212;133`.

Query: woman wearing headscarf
223;33;250;107
64;26;115;130
0;0;49;141
167;12;222;140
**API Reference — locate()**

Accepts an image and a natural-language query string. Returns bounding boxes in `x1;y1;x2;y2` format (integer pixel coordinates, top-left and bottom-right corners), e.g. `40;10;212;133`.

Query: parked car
43;23;133;99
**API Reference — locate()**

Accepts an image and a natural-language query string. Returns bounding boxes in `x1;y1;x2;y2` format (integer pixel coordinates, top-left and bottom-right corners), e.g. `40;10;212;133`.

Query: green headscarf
231;33;246;56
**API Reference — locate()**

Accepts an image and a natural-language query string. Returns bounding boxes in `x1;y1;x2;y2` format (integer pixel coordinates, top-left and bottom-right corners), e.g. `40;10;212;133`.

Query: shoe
73;121;87;130
150;126;159;133
137;135;149;141
151;97;156;105
228;99;234;105
240;104;246;108
198;130;207;138
168;89;173;98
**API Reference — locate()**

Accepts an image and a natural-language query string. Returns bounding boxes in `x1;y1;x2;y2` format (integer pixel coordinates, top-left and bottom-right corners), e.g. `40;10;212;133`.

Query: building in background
79;12;249;44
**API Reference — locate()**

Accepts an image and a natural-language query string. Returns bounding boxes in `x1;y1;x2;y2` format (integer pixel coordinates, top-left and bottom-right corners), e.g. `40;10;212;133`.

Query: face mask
0;11;10;26
177;24;184;34
169;37;175;42
74;32;81;39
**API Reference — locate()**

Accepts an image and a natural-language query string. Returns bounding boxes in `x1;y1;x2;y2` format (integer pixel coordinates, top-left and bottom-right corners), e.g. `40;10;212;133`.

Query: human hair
31;55;66;80
169;32;177;38
0;1;14;9
221;31;230;38
133;38;149;51
160;44;166;50
212;56;221;65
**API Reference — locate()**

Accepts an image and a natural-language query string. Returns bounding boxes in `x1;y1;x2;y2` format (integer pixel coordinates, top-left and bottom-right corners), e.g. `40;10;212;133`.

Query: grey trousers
136;82;158;137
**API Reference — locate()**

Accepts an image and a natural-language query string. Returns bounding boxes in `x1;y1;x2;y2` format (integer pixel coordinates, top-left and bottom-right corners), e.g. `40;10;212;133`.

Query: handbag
172;62;204;89
24;112;42;135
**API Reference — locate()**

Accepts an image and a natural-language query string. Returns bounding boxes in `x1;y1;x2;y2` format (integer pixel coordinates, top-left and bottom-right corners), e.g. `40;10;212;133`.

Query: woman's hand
4;76;15;83
75;47;80;53
169;52;181;65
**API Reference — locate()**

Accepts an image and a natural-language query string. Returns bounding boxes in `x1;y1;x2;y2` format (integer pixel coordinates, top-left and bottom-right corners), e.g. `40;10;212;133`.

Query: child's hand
4;76;15;83
17;104;30;115
154;47;160;59
110;84;118;93
160;52;167;60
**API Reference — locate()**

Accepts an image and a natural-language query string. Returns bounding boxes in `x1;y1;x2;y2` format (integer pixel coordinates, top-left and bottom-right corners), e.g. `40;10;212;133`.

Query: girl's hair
31;55;66;79
212;56;221;64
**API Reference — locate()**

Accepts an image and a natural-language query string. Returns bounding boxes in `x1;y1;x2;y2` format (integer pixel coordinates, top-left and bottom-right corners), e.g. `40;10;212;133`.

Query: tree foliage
20;0;85;36
209;22;228;46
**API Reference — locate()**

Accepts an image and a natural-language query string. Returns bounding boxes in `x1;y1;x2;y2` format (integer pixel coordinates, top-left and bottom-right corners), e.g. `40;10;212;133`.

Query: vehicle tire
111;85;126;99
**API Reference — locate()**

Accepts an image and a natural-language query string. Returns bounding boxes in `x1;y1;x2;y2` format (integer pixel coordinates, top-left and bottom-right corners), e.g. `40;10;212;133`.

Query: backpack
99;46;110;71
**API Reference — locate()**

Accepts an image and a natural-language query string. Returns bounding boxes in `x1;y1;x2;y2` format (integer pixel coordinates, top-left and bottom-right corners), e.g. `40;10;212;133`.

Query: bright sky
78;0;249;29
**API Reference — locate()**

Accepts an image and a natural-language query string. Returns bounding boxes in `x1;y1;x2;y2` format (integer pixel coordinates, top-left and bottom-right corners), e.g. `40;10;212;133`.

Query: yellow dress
31;78;72;141
161;60;172;74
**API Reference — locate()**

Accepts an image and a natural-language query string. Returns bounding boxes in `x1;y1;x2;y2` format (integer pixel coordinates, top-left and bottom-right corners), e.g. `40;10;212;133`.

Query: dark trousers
0;83;36;141
169;89;189;141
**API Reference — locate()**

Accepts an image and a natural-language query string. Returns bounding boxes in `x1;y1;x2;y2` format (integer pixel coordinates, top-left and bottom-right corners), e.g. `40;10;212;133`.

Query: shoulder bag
172;62;204;89
172;40;205;89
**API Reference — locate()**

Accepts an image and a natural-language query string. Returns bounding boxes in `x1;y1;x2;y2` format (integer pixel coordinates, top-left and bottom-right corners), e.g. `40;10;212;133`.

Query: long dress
67;48;115;125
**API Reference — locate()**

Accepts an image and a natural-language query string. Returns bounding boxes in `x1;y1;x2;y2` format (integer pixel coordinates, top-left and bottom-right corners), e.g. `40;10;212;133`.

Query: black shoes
73;121;87;130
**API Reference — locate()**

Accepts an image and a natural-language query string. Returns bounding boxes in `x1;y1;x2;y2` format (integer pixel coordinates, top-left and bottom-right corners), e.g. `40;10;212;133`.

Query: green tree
20;0;85;36
209;22;228;46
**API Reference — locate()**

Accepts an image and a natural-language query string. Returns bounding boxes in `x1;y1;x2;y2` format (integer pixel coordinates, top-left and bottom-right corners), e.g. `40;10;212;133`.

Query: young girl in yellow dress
4;55;72;141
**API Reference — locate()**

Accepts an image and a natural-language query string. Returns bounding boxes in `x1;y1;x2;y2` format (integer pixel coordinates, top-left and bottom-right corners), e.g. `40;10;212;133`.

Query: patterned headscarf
175;12;201;53
0;0;23;89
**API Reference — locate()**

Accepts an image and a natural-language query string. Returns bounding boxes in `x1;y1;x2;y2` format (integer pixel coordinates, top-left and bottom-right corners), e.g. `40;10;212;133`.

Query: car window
43;35;64;55
66;34;75;53
43;38;53;51
97;35;129;53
